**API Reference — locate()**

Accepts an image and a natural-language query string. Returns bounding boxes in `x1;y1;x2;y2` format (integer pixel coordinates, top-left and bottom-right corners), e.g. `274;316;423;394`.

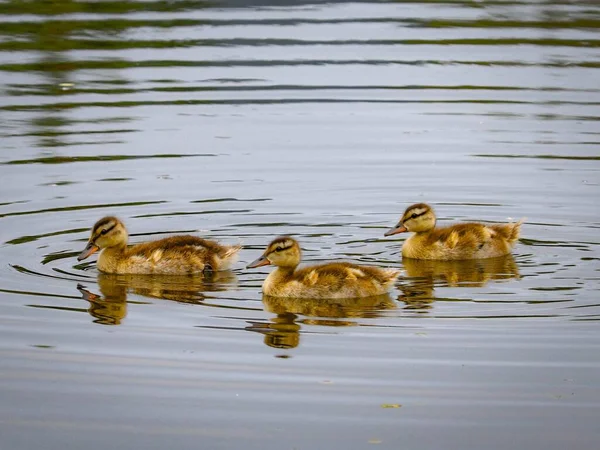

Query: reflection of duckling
248;294;396;350
77;216;241;274
398;255;520;311
263;293;396;320
247;237;400;298
78;283;127;325
97;271;237;304
77;271;237;324
398;281;435;312
385;203;522;260
403;255;520;287
246;314;301;349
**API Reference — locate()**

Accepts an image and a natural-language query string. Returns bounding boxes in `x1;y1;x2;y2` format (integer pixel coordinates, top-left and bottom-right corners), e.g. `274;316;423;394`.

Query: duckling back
100;236;240;275
264;263;400;299
402;221;522;260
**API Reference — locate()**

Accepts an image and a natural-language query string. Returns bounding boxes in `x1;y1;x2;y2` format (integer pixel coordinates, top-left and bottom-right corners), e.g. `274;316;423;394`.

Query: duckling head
77;216;129;261
385;203;436;235
247;236;301;269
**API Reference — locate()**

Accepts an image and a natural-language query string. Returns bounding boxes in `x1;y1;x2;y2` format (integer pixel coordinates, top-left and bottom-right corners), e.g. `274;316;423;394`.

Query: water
1;0;599;448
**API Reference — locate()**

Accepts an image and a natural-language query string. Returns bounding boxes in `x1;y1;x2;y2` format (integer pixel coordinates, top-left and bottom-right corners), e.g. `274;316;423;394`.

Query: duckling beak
384;224;408;236
246;255;270;269
77;242;100;261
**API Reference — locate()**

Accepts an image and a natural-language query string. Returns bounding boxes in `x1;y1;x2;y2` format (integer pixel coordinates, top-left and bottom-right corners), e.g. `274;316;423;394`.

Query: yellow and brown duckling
384;203;522;260
77;216;241;275
247;236;400;298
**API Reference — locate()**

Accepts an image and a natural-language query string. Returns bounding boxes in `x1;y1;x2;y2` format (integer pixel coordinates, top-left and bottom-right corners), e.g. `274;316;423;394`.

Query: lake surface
1;0;599;449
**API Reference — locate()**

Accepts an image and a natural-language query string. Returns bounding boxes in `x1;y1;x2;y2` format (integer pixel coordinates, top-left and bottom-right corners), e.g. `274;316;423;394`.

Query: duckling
77;216;241;275
384;203;522;260
247;236;400;298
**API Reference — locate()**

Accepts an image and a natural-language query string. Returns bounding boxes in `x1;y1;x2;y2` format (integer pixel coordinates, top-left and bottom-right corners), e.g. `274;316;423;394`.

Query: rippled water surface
1;1;599;449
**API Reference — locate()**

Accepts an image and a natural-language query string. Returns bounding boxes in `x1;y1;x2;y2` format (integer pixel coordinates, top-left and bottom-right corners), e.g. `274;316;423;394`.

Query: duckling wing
296;263;363;284
126;236;215;257
428;223;493;256
428;221;524;259
297;263;400;290
125;236;231;272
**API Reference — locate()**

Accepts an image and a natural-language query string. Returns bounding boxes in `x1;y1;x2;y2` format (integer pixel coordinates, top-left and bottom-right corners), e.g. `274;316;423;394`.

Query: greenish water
0;1;599;449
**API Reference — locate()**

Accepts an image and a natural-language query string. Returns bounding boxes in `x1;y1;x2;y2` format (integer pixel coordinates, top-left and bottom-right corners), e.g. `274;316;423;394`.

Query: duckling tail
382;268;402;288
508;219;524;244
492;219;524;246
218;244;242;270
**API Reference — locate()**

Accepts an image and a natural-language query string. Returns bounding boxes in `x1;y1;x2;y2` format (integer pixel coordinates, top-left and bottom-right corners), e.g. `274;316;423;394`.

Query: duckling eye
101;229;108;235
275;247;284;252
411;213;418;219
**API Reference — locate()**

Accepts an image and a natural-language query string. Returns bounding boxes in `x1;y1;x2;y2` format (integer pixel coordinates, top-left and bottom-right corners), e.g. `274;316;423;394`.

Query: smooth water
1;1;599;449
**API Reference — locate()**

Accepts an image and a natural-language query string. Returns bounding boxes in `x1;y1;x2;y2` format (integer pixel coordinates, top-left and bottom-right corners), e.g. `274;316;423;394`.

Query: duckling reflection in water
246;313;301;350
262;293;396;320
399;255;520;311
247;294;396;350
77;270;237;324
247;237;400;299
403;255;520;287
385;203;522;260
78;283;127;325
78;216;241;274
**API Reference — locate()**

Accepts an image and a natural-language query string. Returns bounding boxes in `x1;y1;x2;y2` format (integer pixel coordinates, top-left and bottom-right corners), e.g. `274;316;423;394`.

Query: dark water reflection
1;0;599;449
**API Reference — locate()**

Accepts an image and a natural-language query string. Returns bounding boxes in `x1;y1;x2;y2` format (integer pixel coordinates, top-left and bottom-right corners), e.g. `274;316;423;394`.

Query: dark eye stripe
95;223;116;240
405;210;428;222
